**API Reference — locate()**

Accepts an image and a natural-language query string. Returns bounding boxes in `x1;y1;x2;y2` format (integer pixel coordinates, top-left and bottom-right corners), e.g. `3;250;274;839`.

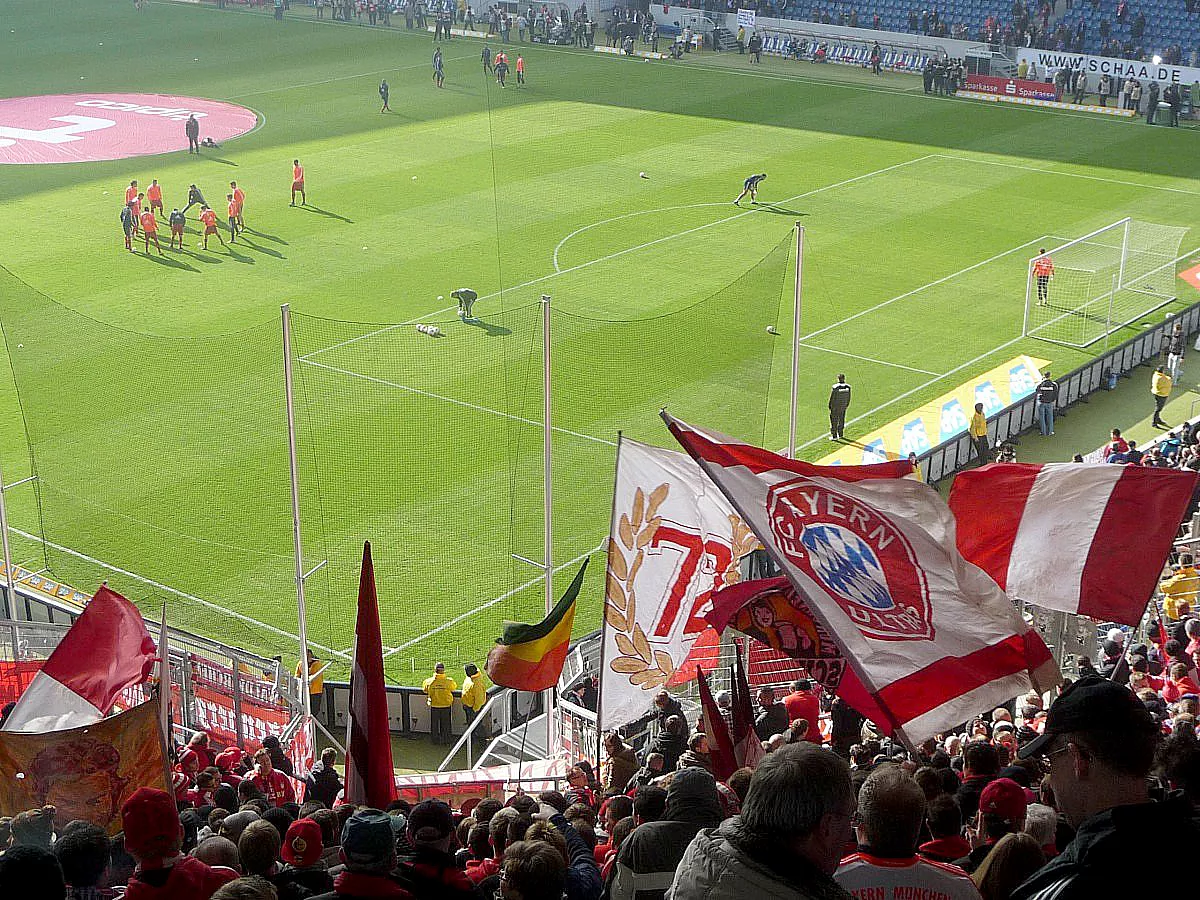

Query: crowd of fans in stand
2;618;1198;900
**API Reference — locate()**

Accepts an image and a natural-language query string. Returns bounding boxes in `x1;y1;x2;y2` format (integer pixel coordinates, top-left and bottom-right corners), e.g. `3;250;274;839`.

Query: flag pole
281;304;313;725
542;294;555;757
158;603;170;747
789;223;804;459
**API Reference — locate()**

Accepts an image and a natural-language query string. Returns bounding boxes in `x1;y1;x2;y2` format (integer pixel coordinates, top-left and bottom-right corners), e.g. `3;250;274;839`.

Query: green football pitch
1;0;1198;684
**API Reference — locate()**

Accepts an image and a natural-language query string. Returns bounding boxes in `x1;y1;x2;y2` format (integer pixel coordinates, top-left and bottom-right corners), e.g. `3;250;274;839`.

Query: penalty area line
301;153;939;362
380;543;604;659
299;358;618;447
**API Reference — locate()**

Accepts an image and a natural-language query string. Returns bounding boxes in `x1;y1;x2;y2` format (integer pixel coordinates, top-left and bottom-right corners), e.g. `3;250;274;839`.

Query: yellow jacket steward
1161;566;1200;619
461;673;488;712
969;412;988;438
1152;371;1173;397
422;672;458;708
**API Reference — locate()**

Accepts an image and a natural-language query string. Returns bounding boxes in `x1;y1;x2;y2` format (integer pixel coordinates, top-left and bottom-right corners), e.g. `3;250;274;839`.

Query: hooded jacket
123;857;238;900
666;818;853;900
610;768;725;900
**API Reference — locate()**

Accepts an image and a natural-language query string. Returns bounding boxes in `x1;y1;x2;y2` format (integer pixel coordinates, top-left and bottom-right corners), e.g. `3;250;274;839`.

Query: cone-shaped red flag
697;668;737;782
344;542;396;808
731;647;765;770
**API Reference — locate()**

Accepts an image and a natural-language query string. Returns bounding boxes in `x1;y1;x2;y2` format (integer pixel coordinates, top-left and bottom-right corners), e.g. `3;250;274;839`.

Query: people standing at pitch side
1034;371;1058;436
423;662;458;745
1152;365;1173;428
828;373;851;441
969;402;991;465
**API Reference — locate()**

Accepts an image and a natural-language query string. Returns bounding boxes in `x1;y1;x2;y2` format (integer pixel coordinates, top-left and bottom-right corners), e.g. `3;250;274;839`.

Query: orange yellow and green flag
486;560;587;692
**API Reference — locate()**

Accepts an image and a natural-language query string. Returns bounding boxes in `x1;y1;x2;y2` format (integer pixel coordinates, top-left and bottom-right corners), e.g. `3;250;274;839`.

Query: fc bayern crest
766;478;934;642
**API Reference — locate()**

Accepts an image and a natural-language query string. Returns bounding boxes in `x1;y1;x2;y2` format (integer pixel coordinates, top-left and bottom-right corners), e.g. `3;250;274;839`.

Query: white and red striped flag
664;413;1059;746
949;462;1198;625
344;541;396;809
3;585;156;733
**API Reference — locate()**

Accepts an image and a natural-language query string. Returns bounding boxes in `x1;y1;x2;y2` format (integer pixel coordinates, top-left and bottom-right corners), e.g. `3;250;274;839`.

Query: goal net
1023;218;1188;348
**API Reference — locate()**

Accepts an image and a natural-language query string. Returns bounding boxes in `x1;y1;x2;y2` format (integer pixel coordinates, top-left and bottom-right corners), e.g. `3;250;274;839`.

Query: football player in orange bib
290;159;305;206
1033;249;1055;307
198;205;225;250
139;207;163;256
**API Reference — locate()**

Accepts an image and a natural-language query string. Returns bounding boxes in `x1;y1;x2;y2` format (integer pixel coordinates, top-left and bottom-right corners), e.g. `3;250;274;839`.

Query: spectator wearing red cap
214;747;246;783
954;778;1027;874
184;732;216;772
120;787;238;900
250;748;296;809
275;817;335;897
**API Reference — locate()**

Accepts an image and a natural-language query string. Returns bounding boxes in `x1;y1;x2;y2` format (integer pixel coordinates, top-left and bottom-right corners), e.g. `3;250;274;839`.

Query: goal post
1023;218;1188;348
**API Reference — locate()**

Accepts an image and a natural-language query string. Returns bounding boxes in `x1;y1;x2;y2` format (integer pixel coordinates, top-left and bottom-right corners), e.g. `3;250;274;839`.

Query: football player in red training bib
198;205;225;250
1033;248;1055;307
230;181;246;233
290;159;305;206
146;179;164;216
139;207;163;256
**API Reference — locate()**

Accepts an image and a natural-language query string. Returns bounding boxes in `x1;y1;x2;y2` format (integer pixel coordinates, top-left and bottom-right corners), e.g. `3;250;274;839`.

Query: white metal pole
1022;257;1033;338
0;465;15;616
1104;273;1118;352
541;295;555;756
1118;217;1131;290
281;304;313;723
789;223;804;459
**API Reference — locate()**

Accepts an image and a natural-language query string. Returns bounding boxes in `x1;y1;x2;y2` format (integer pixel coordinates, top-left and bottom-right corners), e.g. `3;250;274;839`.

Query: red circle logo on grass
0;93;258;164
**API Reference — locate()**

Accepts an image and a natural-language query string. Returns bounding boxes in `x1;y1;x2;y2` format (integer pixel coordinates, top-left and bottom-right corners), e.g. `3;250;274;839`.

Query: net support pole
1022;257;1033;338
1118;218;1131;290
541;294;555;757
1104;273;1118;352
789;223;804;459
0;467;16;617
281;304;313;725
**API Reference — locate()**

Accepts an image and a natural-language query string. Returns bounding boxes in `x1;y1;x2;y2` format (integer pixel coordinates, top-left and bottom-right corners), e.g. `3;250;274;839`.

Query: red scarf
332;871;411;898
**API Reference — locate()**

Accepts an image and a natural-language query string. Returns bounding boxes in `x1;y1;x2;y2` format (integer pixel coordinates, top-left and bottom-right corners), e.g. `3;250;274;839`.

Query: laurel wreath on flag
605;483;758;691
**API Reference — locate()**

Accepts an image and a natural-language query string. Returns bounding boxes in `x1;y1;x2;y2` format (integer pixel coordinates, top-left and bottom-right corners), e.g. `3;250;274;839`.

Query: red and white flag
949;462;1198;625
730;647;765;770
344;542;396;809
666;414;1059;746
3;585;156;733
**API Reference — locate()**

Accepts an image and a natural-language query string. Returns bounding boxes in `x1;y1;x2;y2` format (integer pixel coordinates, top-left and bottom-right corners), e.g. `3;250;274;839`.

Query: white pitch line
932;153;1200;198
798;342;943;376
223;53;472;99
302;154;938;362
381;543;603;659
799;235;1051;343
796;242;1200;455
6;525;352;662
300;358;617;446
552;202;734;273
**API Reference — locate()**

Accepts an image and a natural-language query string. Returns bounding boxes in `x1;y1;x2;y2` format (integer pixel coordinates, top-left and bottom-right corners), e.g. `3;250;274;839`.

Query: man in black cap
1012;675;1200;897
312;808;402;899
395;799;479;899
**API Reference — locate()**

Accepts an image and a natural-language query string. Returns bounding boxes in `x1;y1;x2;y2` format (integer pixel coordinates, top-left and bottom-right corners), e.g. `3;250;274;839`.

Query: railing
919;300;1200;483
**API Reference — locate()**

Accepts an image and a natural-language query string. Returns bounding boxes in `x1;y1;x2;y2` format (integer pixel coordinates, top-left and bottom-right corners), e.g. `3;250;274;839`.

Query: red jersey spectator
782;678;822;733
1162;663;1200;703
183;731;216;771
249;748;296;808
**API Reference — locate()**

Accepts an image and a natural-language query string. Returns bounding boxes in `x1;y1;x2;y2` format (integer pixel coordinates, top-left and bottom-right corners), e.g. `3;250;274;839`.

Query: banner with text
1016;48;1200;86
965;74;1058;102
819;355;1049;465
737;8;757;28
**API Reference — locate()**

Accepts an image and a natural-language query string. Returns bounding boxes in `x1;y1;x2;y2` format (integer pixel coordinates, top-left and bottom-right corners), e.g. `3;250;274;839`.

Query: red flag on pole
3;585;156;733
344;542;396;809
730;647;765;770
696;668;736;782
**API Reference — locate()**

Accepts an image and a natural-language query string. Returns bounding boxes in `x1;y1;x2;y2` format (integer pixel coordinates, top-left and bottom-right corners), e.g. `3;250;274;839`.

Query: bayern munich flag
664;413;1059;746
949;463;1198;625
